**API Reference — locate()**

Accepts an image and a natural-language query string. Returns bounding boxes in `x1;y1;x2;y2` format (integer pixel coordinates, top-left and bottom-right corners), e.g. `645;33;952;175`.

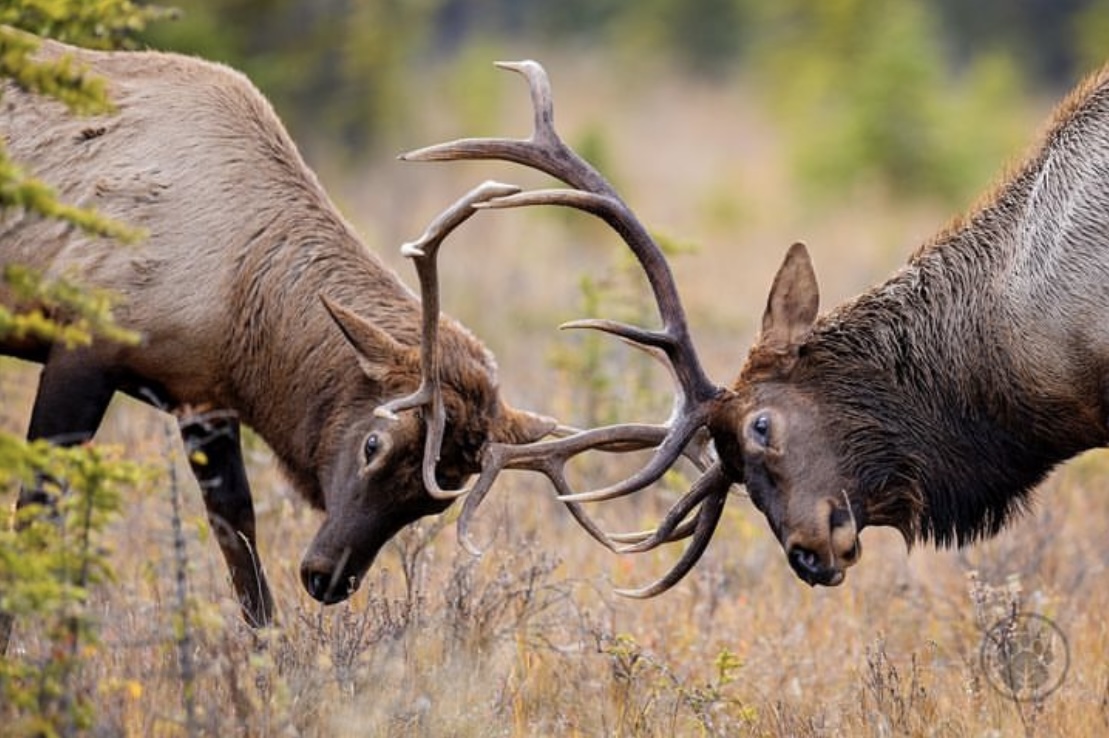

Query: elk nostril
301;565;359;605
787;544;845;586
788;545;821;581
301;568;334;603
306;568;323;599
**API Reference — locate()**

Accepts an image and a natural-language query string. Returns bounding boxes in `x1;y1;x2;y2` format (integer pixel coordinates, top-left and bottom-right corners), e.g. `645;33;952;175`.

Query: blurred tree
141;0;438;159
135;0;1107;193
744;0;1028;205
932;0;1094;84
616;0;748;77
1071;1;1109;76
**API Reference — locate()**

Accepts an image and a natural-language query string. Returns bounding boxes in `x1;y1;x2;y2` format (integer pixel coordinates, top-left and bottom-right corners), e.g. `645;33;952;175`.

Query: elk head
398;61;865;595
711;242;863;586
298;185;558;603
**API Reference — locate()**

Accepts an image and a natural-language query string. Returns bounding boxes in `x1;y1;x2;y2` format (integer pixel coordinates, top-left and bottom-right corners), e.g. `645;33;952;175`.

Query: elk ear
760;242;819;356
492;402;558;445
321;295;416;381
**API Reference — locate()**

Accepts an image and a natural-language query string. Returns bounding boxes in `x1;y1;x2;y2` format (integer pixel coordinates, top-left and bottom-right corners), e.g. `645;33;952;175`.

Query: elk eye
752;414;771;446
363;433;381;464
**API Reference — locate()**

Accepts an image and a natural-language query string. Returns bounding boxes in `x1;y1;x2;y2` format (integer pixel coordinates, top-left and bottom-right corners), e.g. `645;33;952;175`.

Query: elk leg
2;348;118;655
179;414;275;628
22;347;118;505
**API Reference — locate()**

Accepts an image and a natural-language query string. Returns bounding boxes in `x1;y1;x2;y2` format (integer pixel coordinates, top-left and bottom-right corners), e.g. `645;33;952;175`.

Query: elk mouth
299;519;394;605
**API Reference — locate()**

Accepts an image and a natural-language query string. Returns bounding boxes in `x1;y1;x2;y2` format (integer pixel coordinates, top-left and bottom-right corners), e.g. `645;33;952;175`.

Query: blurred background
142;0;1106;174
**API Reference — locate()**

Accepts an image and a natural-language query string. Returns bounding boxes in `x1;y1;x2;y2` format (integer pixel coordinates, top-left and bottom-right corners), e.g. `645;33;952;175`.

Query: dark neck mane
798;223;1104;547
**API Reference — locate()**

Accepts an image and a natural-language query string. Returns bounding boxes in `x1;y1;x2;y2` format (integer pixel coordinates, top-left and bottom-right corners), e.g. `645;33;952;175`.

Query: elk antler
398;60;737;596
374;180;522;500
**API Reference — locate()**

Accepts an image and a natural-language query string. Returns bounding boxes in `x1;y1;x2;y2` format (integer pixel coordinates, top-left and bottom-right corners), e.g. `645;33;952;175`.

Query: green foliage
0;441;147;737
1;0;168;48
0;16;148;346
0;151;143;243
0;25;109;113
0;23;146;267
0;23;150;240
747;0;1028;206
602;633;758;734
0;264;139;348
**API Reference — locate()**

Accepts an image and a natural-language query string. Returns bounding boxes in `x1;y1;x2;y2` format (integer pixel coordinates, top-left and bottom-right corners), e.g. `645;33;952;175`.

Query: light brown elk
404;60;1109;592
0;33;558;635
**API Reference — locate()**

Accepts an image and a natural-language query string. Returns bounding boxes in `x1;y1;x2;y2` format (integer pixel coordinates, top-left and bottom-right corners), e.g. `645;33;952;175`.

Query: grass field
3;50;1108;736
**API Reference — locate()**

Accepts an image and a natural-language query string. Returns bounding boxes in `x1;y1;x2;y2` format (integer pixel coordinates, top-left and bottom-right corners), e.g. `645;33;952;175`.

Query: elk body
0;33;553;633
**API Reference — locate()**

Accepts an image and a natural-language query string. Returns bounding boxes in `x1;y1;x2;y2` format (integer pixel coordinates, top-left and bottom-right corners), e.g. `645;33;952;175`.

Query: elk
714;69;1109;586
402;60;1109;592
0;32;558;636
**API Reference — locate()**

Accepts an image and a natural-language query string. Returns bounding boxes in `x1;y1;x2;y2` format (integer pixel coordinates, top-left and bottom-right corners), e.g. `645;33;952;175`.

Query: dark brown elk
715;69;1109;586
404;60;1109;593
0;32;557;634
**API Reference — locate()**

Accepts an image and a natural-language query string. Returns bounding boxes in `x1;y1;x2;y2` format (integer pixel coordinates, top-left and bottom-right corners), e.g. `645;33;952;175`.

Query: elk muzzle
783;495;861;587
300;548;361;605
299;512;381;605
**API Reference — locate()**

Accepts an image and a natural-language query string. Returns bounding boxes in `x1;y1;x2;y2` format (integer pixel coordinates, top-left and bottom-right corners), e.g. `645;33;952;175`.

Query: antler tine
455;426;716;555
614;461;728;553
426;116;728;504
454;421;673;553
614;463;731;599
375;181;521;501
403;60;611;195
410;98;720;402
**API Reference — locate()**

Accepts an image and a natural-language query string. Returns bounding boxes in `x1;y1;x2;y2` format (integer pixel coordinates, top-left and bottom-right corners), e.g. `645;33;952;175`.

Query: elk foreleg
179;414;275;628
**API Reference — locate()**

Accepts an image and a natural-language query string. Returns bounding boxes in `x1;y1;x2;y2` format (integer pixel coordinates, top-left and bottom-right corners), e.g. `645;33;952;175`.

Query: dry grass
4;50;1109;736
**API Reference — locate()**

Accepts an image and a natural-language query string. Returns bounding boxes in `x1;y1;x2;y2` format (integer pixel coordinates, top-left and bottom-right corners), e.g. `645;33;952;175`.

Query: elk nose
300;565;349;605
787;544;844;587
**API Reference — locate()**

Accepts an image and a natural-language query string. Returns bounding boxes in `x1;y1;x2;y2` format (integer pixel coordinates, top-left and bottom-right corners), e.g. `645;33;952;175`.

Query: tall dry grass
3;49;1108;736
